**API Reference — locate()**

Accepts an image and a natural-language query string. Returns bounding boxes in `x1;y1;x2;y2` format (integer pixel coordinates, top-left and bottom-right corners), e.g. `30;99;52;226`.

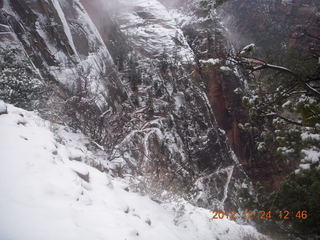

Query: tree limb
240;60;320;97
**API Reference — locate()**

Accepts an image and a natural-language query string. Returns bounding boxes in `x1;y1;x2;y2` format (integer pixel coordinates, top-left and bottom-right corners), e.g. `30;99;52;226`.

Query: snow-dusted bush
0;47;46;110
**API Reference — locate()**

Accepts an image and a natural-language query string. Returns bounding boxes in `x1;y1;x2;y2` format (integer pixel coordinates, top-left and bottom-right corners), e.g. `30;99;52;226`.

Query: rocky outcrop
1;0;126;101
181;1;256;170
78;0;251;209
0;0;128;147
111;0;242;209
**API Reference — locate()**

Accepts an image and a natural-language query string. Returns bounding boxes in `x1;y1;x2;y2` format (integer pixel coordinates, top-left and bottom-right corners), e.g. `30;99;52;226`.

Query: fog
158;0;183;7
79;0;123;37
79;0;185;41
79;0;248;51
220;13;255;52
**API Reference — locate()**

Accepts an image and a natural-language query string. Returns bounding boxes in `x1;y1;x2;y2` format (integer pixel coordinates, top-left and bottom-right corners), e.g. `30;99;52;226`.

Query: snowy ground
0;103;267;240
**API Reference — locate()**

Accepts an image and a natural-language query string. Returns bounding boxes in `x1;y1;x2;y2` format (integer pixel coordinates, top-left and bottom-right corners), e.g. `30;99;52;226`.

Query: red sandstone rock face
204;67;256;179
199;59;296;190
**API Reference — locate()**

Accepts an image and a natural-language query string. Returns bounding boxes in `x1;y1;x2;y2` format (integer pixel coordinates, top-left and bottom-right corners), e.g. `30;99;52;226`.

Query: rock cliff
0;0;256;210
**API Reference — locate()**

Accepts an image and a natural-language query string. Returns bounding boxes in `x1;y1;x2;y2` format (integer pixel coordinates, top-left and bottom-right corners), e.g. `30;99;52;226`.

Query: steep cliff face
1;0;121;96
0;0;128;146
180;0;256;170
0;0;253;210
102;0;243;209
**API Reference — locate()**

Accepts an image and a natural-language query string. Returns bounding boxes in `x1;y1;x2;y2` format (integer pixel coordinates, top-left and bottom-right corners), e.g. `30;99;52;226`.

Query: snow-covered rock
1;0;125;109
116;0;194;63
239;43;256;56
200;58;221;66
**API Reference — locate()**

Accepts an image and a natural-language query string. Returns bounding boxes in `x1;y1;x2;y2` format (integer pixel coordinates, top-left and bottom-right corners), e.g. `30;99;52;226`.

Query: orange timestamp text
210;210;308;220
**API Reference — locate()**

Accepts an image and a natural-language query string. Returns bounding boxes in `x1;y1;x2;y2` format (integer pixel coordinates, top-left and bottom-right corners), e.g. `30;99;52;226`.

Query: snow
299;163;311;170
301;132;320;141
51;0;79;60
173;92;186;110
0;100;7;114
220;66;232;71
277;147;294;155
116;0;195;63
240;43;255;55
301;148;320;164
49;0;120;107
300;133;320;165
257;142;265;151
221;166;234;204
200;58;220;65
281;100;291;108
3;0;117;109
0;103;267;240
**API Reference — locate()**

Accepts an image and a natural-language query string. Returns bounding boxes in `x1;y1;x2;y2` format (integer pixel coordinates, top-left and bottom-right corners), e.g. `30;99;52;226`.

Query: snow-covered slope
0;103;267;240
